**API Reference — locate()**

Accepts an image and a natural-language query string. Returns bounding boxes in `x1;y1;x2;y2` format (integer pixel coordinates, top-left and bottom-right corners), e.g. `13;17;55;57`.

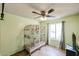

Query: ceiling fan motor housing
41;11;46;17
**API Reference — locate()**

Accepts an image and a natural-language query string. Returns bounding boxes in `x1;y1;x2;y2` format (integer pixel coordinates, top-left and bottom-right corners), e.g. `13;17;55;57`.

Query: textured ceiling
0;3;79;21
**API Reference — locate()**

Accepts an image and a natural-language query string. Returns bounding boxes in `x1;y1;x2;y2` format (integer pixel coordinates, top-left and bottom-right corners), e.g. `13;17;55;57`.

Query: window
48;23;62;41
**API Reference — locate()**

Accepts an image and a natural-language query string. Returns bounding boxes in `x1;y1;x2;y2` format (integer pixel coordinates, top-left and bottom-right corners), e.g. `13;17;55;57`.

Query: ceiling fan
32;9;55;20
0;3;5;20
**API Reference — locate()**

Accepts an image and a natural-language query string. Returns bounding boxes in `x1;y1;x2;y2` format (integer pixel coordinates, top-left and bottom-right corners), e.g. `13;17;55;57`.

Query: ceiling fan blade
48;9;54;14
46;15;55;17
34;16;41;19
32;11;41;15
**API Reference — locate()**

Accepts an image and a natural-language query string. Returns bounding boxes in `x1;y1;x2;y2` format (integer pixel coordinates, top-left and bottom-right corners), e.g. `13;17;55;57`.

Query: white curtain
48;23;62;48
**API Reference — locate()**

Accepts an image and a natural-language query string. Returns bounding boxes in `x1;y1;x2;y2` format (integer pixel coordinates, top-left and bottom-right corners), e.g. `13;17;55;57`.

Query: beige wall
0;13;39;56
40;13;79;47
63;14;79;46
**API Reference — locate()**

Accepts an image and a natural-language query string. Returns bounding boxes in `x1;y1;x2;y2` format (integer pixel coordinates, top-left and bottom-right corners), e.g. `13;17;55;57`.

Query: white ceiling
0;3;79;21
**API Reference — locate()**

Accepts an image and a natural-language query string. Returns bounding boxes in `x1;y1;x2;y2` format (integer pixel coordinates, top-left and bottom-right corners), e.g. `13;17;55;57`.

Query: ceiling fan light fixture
40;17;46;21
